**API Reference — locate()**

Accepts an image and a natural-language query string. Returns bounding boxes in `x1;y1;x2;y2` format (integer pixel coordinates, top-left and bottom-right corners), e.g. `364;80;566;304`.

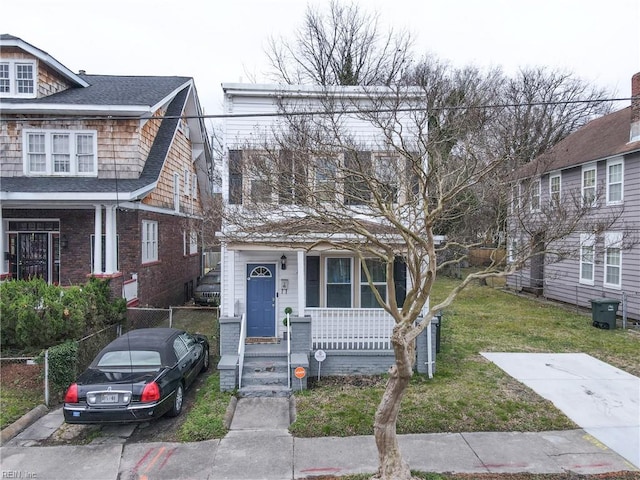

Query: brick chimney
631;72;640;142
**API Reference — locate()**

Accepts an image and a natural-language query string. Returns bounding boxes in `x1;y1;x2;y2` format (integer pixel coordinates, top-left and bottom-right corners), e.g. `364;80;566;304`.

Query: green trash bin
590;298;620;330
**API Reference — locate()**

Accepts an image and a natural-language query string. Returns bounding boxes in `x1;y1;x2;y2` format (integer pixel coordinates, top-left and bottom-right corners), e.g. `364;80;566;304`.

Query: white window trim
0;59;37;98
191;173;198;199
173;173;180;212
579;233;595;286
549;172;561;208
581;163;597;208
189;230;198;255
530;178;541;212
184;168;191;198
603;231;623;290
360;258;388;307
606;158;624;206
141;220;158;264
22;129;98;176
325;257;353;308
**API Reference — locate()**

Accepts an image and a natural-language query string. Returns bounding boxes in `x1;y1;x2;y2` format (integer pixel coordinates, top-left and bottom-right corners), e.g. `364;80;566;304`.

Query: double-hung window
549;173;561;208
530;179;541;212
579;233;595;285
606;158;623;205
360;259;387;308
604;232;622;289
375;156;399;203
511;183;520;213
582;164;597;207
313;157;338;202
24;130;97;176
0;60;36;98
141;220;158;263
326;257;352;307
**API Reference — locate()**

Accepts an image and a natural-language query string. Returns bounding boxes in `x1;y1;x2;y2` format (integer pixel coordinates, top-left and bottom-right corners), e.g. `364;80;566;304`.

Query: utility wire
0;96;633;123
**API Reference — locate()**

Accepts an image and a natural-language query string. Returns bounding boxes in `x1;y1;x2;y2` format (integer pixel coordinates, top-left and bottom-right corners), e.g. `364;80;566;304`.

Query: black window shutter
229;150;243;204
393;256;407;307
306;256;320;307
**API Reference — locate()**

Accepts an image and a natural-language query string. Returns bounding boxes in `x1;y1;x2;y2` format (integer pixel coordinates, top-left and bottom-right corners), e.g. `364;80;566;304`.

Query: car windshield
96;350;162;368
201;274;220;285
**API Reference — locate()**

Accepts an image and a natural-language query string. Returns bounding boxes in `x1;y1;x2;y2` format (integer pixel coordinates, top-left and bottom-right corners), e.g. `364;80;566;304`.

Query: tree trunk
372;328;415;480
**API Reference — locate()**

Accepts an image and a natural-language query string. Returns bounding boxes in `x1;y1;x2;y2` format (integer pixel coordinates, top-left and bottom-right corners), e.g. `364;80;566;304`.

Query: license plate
102;393;118;403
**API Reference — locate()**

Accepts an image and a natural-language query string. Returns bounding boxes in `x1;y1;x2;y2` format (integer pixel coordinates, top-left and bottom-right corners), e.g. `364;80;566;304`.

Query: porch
217;308;438;394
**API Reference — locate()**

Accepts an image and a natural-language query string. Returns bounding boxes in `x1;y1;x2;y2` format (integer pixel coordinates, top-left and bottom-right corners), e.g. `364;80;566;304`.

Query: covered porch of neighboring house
216;247;438;395
0;204;139;305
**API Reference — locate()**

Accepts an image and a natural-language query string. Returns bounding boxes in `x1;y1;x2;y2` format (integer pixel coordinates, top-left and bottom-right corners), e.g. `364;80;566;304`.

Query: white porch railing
305;308;395;350
238;313;246;388
122;274;138;304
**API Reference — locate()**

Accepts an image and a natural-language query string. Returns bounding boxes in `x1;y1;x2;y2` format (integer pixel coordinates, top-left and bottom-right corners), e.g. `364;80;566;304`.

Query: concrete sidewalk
1;397;638;480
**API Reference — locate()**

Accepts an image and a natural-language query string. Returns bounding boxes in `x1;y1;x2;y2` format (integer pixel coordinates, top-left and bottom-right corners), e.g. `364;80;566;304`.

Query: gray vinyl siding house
507;72;640;322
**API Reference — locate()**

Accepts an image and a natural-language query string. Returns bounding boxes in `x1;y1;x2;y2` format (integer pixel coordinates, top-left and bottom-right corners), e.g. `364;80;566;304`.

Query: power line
0;96;632;123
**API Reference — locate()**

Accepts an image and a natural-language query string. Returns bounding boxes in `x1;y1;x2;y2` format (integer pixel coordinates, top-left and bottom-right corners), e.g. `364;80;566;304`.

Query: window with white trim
360;259;387;308
173;173;180;212
606;159;623;205
0;59;36;98
189;230;198;255
23;130;97;176
313;156;338;202
374;155;399;203
141;220;158;263
549;173;561;208
184;168;191;198
579;233;595;285
326;257;352;307
511;183;520;213
582;164;596;207
191;173;198;199
530;179;541;212
604;232;622;289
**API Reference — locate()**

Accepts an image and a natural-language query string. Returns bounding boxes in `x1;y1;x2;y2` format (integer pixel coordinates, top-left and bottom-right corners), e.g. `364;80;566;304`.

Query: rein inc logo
2;472;37;478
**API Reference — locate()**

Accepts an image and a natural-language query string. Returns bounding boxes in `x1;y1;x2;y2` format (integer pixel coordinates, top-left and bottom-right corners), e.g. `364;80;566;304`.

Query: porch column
0;209;6;275
93;205;103;274
227;246;236;316
104;205;117;274
297;250;305;316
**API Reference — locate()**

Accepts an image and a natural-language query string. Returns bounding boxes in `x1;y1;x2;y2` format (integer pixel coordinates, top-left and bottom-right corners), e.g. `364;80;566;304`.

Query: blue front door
246;264;276;337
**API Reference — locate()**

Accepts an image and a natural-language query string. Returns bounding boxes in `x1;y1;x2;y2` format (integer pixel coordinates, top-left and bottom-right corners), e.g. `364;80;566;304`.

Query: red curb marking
159;447;178;470
133;447;155;474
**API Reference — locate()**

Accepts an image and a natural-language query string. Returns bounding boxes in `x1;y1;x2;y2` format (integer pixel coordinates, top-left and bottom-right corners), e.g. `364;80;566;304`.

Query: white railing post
44;349;49;407
238;314;246;388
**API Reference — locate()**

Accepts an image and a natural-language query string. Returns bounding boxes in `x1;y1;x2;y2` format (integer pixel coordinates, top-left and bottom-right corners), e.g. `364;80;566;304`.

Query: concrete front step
238;385;292;398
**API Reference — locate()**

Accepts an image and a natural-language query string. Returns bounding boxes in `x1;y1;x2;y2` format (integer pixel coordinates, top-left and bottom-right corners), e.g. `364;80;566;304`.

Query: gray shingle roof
1;86;189;196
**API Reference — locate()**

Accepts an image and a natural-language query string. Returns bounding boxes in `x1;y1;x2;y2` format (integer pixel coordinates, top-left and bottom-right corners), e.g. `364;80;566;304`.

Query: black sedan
63;328;209;424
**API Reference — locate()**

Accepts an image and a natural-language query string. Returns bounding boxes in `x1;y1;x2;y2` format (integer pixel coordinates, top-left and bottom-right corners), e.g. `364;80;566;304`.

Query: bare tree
221;65;624;478
266;0;413;86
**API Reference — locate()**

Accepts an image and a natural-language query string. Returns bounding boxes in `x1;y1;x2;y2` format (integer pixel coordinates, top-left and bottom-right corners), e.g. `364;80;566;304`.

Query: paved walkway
1;397;638;480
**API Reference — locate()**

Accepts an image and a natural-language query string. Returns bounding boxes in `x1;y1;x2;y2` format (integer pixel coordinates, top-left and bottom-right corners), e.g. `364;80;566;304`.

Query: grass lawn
290;276;639;437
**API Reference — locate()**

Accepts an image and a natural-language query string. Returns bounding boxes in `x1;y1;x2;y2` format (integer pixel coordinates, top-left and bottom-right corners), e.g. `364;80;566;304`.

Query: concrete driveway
482;352;640;469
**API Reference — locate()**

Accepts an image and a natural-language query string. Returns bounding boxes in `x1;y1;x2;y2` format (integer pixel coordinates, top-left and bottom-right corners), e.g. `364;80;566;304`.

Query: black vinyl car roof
93;328;185;367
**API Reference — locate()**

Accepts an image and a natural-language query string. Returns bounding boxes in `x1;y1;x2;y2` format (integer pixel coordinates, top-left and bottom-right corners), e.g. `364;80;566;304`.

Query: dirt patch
307;375;386;389
1;362;43;390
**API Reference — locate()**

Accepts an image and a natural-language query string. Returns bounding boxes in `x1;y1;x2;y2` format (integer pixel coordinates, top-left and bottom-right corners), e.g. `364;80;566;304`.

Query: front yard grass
290;277;639;437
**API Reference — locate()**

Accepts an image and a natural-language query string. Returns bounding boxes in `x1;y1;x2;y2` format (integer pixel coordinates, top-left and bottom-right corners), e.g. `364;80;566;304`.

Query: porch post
104;205;117;274
0;208;6;275
297;250;305;316
227;246;236;316
93;205;103;274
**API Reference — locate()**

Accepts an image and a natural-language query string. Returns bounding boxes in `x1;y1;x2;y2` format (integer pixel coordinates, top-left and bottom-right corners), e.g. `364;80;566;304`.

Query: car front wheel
166;383;184;417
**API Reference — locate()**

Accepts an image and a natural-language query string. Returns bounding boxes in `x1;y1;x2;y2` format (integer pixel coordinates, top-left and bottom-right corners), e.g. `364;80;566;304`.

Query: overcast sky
2;0;639;116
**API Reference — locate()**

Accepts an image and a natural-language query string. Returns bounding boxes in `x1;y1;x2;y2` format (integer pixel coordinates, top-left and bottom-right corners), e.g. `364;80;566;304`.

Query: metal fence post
44;349;49;407
169;307;173;328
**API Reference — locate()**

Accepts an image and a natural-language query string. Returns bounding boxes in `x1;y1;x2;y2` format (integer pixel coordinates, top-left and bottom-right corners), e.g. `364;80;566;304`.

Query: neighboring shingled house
507;72;640;321
0;34;213;307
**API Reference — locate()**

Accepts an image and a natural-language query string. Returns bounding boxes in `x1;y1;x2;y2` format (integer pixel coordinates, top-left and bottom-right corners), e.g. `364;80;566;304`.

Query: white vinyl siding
579;233;595;285
604;232;623;289
606;158;623;205
141;220;158;263
23;130;97;176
